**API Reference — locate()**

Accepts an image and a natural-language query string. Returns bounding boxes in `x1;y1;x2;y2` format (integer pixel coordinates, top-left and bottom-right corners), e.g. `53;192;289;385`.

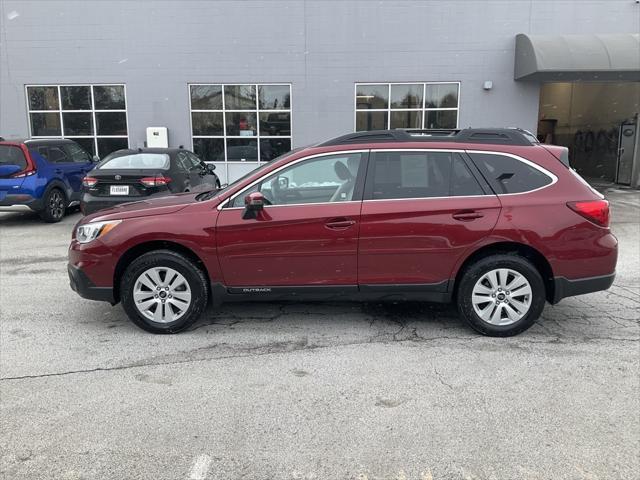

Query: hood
84;192;200;222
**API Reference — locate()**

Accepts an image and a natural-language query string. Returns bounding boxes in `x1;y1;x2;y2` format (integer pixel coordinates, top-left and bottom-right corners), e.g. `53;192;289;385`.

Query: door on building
616;122;637;185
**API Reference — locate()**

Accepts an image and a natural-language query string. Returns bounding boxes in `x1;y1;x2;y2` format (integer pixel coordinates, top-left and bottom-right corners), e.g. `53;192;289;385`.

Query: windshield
197;148;303;201
98;153;170;170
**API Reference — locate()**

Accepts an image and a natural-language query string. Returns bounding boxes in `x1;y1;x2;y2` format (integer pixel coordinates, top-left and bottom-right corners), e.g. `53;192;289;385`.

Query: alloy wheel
471;268;532;326
133;267;192;323
49;190;65;220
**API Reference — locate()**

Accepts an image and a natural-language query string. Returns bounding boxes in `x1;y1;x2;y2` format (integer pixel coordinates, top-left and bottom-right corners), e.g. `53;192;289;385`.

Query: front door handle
452;210;484;221
325;217;356;230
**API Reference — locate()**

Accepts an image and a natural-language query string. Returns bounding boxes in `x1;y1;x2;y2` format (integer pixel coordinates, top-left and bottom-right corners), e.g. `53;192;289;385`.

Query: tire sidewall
121;250;208;333
457;255;546;337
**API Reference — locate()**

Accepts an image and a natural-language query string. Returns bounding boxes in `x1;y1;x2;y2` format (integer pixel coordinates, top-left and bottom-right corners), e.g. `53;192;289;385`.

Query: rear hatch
0;144;28;200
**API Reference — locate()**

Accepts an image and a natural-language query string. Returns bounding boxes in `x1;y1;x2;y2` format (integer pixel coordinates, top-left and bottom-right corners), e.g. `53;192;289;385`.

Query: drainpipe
631;118;640;189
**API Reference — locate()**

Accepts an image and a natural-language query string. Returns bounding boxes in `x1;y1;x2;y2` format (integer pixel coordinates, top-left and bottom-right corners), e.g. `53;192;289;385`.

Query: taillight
12;167;36;178
567;200;610;227
82;176;98;187
140;176;171;187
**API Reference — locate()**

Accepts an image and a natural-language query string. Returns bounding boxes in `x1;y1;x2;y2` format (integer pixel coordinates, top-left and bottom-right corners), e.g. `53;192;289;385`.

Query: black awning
514;33;640;81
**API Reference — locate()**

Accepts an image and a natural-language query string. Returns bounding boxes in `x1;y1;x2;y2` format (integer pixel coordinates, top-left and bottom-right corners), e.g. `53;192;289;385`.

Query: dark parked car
0;138;95;222
69;129;617;336
80;147;220;215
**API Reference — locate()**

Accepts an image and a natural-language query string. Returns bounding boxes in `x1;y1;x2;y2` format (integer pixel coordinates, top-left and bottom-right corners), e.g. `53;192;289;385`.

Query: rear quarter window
0;145;27;170
469;153;553;194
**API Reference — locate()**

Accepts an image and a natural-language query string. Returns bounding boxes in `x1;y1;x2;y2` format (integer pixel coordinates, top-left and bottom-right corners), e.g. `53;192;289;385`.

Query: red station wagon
68;129;617;336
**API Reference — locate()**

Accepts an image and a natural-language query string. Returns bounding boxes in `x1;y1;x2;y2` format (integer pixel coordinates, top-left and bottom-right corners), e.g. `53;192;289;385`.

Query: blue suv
0;138;95;222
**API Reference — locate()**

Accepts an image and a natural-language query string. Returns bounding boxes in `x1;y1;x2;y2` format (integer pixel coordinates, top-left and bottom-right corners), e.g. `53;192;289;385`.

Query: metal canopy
514;33;640;81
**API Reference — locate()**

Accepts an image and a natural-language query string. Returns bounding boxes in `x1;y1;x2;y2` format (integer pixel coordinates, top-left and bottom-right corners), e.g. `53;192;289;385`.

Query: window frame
188;83;293;164
25;84;129;158
354;81;461;132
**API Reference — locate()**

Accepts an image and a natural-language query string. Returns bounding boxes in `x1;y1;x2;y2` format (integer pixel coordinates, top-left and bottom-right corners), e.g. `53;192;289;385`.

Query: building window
26;85;129;157
189;84;292;163
355;82;459;132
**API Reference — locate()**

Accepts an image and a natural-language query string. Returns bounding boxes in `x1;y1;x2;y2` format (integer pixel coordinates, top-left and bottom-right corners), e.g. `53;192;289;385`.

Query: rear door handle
54;169;63;174
325;217;356;230
452;210;484;221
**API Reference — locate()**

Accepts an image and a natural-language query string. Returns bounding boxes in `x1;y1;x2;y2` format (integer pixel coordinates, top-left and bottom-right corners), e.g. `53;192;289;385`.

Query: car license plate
110;185;129;196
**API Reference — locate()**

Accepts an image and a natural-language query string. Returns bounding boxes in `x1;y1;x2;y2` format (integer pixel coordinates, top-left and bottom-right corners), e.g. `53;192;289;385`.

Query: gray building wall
1;1;639;158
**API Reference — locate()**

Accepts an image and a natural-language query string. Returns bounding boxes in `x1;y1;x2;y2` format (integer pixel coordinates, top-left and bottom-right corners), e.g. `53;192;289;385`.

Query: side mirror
206;164;216;174
278;176;289;189
242;191;266;219
0;164;22;176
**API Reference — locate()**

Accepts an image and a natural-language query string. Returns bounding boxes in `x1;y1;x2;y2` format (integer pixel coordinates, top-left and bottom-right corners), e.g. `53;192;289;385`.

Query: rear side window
469;153;553;194
40;146;71;163
368;151;451;199
0;145;27;170
98;153;170;170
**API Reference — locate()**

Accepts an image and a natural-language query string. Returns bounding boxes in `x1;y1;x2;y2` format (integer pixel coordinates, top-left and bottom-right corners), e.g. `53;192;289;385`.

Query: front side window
367;151;452;200
190;84;292;163
230;153;363;207
63;143;92;163
98;153;169;170
26;85;129;158
469;153;553;194
355;82;459;132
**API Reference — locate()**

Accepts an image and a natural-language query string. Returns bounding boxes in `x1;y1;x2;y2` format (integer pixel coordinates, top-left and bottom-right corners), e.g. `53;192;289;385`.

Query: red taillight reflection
140;176;171;187
567;200;610;227
82;176;98;187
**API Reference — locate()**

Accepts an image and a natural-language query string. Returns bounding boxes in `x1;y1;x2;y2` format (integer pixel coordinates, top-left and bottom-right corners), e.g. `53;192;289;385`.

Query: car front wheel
120;250;209;333
457;254;546;337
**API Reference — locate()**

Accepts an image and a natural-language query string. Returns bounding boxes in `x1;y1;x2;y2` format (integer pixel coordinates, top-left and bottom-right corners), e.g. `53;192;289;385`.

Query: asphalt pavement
0;189;638;480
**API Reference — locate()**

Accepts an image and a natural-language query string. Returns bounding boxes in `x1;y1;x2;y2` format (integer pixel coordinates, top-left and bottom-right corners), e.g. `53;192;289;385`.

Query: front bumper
68;263;116;304
552;272;615;303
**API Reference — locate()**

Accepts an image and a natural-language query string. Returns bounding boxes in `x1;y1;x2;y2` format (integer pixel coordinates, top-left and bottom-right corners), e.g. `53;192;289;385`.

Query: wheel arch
113;240;210;303
42;179;71;204
452;241;555;303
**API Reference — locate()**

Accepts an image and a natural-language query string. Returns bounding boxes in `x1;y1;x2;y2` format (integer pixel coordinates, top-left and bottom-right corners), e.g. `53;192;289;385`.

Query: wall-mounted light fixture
483;81;493;91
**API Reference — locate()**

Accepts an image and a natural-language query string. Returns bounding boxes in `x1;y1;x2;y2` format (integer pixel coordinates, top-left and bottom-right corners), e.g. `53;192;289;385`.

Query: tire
457;254;546;337
120;250;209;334
39;187;67;223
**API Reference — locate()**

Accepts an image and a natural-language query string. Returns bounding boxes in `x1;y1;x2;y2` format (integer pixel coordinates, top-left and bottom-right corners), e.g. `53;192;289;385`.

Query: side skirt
211;281;452;305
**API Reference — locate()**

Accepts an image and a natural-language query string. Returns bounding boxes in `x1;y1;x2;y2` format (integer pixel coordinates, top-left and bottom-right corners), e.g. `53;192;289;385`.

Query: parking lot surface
1;189;639;480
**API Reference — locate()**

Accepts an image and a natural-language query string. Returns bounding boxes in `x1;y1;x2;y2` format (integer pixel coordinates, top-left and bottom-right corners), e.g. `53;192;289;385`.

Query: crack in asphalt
2;328;638;382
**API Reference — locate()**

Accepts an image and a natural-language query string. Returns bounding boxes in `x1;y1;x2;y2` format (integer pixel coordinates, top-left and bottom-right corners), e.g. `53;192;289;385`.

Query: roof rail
318;128;537;147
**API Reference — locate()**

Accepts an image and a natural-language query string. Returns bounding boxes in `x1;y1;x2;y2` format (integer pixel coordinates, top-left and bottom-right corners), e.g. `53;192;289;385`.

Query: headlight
76;220;122;244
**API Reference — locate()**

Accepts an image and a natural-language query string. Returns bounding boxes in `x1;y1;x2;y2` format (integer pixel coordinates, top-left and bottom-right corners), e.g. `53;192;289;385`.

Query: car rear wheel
39;188;66;223
120;250;208;333
457;254;546;336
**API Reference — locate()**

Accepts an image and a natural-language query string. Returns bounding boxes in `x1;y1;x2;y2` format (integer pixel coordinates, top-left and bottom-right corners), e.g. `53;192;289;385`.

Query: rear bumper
0;194;43;211
68;263;115;304
552;273;615;303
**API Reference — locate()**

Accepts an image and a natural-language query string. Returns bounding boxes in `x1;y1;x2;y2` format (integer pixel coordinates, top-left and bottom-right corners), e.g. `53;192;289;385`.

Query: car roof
106;147;189;156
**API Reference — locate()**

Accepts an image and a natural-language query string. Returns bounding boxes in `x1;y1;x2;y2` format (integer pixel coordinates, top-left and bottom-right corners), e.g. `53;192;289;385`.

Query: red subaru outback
68;129;617;336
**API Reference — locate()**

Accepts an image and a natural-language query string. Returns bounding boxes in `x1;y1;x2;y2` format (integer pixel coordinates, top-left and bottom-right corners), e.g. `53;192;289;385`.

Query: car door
216;151;367;288
62;143;94;197
358;149;501;289
40;145;78;191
